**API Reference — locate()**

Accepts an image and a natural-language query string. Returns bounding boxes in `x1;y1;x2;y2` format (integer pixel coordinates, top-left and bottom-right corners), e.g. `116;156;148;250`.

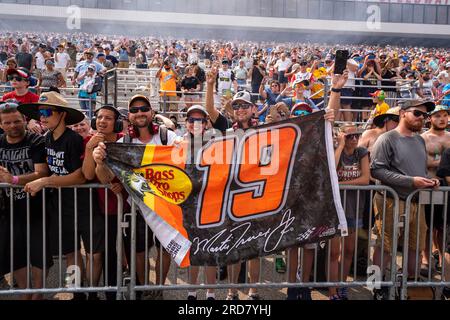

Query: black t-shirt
15;52;33;70
251;66;264;87
45;128;83;176
106;54;119;66
45;128;89;214
211;112;231;132
181;76;200;93
0;132;46;214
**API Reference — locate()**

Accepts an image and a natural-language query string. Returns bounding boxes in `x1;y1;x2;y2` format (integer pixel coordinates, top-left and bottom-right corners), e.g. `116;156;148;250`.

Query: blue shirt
443;83;450;106
74;60;104;75
264;87;279;106
118;49;129;62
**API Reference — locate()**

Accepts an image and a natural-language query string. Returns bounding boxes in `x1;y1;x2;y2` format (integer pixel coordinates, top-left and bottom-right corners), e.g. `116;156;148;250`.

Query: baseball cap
128;94;151;109
87;64;96;71
6;67;31;79
292;76;310;87
446;62;450;68
400;99;435;113
291;102;313;117
370;90;386;101
232;91;253;105
186;105;208;118
429;105;449;116
97;53;106;58
222;59;229;65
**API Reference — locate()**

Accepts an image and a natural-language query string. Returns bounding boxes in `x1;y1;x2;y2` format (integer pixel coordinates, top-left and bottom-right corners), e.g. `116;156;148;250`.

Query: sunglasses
129;105;151;113
232;103;252;110
407;109;429;119
39;108;58;118
187;117;207;124
8;75;25;82
292;110;311;117
345;133;361;140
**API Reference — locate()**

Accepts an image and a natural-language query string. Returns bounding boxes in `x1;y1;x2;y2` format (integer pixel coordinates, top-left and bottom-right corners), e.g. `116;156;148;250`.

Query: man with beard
93;94;177;300
0;100;51;300
370;99;440;299
420;105;450;276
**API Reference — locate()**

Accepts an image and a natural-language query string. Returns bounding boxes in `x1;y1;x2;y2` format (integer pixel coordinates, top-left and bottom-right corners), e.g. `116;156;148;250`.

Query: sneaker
142;290;163;300
298;288;312;300
337;287;349;300
286;287;299;300
226;293;240;300
373;287;389;300
187;295;197;300
248;293;262;300
275;258;286;274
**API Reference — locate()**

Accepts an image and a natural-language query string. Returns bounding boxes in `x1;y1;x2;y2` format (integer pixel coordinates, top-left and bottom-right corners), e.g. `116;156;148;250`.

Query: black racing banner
105;111;347;267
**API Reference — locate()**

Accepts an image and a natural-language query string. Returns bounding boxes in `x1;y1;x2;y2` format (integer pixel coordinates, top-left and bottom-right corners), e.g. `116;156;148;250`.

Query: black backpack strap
160;126;168;145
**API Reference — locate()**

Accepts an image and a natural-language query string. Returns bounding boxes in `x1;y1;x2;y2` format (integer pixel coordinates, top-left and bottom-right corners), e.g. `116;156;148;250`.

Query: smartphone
334;50;349;75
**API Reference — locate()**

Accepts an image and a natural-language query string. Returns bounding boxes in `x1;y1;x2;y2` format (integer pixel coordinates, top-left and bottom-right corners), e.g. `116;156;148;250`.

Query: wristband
331;87;342;93
11;176;19;184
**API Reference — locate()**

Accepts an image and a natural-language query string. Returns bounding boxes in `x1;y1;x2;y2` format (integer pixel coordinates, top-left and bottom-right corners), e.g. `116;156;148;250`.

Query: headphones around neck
90;106;123;133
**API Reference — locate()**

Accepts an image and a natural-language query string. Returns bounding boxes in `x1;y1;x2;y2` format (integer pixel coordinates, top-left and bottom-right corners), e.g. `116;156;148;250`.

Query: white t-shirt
35;52;45;70
275;58;291;72
117;127;177;146
55;52;70;69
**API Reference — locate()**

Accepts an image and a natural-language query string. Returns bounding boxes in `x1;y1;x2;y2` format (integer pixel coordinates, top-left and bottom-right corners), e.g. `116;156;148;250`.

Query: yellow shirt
159;69;177;97
374;102;390;117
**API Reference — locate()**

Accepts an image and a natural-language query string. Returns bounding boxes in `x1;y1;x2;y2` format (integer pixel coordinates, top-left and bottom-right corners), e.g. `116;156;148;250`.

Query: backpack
123;126;168;145
88;75;104;94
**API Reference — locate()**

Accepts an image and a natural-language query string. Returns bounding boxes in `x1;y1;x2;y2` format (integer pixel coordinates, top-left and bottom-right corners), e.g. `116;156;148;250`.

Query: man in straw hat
359;106;400;156
19;91;105;300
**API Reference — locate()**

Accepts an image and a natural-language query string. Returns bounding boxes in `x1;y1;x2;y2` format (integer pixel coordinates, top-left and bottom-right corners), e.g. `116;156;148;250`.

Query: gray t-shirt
370;130;428;200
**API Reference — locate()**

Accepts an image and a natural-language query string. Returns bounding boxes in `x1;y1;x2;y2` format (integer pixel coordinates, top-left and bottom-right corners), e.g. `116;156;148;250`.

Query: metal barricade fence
2;183;448;300
400;187;450;300
123;184;401;300
0;183;124;300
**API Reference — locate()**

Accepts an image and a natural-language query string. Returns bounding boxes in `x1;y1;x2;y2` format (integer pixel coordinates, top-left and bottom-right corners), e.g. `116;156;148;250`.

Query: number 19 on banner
195;125;301;228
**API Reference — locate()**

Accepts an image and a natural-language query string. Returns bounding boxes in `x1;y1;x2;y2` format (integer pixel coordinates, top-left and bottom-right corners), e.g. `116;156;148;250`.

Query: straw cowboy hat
18;91;85;125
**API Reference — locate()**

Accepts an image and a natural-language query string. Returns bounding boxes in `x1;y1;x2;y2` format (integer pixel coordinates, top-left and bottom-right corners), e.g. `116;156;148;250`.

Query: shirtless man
420;105;450;274
359;107;400;156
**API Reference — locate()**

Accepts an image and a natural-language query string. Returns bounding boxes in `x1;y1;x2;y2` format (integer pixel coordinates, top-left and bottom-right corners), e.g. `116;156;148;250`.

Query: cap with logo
232;91;253;105
186;105;208;118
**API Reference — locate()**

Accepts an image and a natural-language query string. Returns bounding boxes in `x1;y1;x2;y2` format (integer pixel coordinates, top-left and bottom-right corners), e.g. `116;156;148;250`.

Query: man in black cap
370;99;440;299
216;59;237;102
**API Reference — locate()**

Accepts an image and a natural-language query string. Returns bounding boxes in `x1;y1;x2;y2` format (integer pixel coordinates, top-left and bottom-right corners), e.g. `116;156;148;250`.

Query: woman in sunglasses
177;105;218;301
329;124;370;300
